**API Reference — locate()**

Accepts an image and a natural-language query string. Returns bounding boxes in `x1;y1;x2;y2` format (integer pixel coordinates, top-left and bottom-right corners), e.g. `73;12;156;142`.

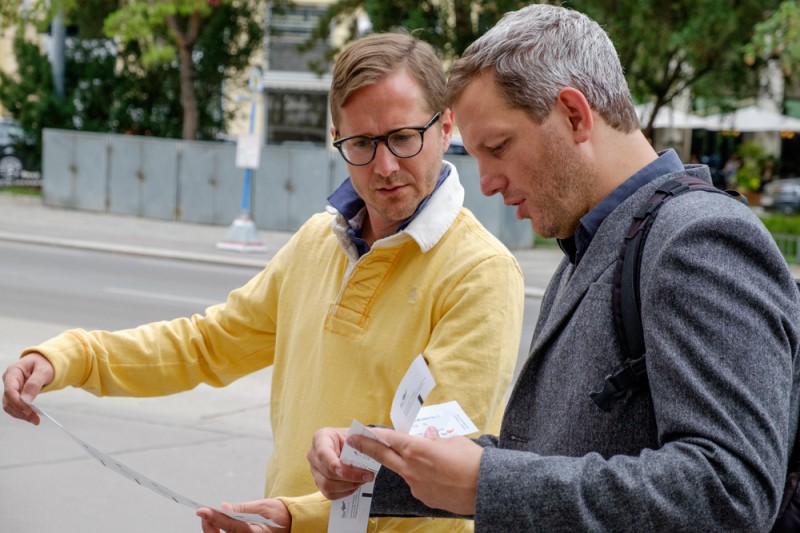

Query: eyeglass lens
340;129;423;165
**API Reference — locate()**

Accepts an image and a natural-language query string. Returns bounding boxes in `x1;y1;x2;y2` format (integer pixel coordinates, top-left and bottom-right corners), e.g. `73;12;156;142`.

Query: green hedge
759;214;800;236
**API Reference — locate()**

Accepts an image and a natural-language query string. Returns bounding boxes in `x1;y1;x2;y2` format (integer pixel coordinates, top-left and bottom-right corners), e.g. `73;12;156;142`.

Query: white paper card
329;354;436;533
28;403;281;528
329;421;389;533
390;354;436;434
338;420;390;472
410;400;479;439
327;480;376;533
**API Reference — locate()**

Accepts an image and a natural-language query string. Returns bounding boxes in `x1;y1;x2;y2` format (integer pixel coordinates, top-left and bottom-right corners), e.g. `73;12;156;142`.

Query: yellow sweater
28;169;524;532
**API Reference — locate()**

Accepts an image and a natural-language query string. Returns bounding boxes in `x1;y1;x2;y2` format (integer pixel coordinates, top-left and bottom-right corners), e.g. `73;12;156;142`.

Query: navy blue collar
558;149;685;265
327;164;451;256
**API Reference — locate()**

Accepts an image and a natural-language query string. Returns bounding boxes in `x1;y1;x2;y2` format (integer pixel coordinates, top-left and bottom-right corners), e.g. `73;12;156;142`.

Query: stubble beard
535;133;595;240
373;162;440;226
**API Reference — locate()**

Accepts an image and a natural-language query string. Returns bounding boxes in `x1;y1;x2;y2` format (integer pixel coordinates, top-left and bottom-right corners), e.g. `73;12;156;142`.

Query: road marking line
105;287;219;307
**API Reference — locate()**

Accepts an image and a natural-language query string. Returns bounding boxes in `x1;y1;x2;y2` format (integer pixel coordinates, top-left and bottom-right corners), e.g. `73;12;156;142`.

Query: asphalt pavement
0;192;563;533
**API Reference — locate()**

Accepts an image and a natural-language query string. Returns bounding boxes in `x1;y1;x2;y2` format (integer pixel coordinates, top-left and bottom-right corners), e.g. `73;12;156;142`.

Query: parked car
0;119;32;181
445;134;468;156
761;178;800;214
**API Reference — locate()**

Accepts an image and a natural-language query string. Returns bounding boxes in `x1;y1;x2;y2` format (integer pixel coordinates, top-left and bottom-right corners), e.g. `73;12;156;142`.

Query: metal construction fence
41;129;532;248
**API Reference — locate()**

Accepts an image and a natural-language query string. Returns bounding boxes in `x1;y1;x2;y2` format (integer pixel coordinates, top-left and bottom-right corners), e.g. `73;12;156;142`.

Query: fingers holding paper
346;427;482;516
307;427;375;500
2;352;54;424
197;499;290;532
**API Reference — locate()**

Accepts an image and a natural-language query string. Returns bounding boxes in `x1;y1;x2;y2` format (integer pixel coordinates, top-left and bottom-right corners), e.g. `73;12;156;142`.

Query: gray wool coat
371;165;800;532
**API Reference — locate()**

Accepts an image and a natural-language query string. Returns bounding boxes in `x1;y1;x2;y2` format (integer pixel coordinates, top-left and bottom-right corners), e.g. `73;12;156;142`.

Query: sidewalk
0;193;565;292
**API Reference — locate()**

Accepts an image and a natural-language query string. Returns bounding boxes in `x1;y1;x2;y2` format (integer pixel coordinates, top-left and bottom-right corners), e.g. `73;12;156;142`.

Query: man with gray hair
309;4;800;530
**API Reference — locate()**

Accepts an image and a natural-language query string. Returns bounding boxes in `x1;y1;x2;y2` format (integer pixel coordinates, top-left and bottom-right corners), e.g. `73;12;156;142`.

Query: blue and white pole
217;68;267;253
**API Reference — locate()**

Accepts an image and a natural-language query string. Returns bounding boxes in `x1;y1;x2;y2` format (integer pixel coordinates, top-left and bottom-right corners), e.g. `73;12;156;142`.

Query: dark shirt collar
327;164;451;256
558;149;684;265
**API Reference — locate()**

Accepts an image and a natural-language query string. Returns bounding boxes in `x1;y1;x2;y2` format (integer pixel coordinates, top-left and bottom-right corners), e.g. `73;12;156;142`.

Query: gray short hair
446;4;639;132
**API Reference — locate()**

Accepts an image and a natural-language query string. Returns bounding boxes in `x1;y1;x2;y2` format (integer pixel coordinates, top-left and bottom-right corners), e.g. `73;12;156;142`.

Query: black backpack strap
590;176;745;411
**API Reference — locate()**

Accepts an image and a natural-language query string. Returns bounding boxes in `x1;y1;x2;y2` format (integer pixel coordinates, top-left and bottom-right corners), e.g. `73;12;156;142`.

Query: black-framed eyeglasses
333;112;441;166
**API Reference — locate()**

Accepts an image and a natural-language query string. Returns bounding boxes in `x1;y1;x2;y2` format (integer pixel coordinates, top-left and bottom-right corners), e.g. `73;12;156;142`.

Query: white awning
703;105;800;132
635;103;710;130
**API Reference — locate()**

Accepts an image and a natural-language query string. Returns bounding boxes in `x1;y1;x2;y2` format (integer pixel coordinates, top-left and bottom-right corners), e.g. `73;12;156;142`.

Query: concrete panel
108;136;180;220
107;135;140;216
42;128;76;208
252;147;292;230
43;129;108;212
178;141;240;225
284;147;334;229
139;137;181;220
71;133;109;212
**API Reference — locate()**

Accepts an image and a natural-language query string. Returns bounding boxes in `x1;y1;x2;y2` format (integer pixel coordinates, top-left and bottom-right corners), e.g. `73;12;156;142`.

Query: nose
478;163;505;197
372;141;400;177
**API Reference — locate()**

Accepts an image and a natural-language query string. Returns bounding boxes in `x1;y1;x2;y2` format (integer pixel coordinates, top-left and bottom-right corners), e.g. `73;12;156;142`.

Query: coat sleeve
369;434;500;519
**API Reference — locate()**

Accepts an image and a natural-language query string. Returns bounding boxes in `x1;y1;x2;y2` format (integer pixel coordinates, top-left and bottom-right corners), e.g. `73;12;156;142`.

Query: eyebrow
337;115;436;139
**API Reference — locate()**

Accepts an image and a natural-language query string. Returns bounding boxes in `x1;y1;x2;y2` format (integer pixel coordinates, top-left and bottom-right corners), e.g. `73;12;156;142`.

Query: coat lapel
529;238;618;357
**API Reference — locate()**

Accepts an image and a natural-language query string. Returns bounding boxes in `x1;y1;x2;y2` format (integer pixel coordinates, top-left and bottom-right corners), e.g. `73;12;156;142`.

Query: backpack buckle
590;355;647;411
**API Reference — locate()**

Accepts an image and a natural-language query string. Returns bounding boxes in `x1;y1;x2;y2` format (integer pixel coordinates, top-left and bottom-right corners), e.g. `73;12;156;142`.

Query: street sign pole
217;68;267;253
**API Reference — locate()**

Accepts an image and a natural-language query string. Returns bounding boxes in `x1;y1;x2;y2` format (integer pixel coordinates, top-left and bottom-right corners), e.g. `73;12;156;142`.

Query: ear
440;108;454;150
555;88;592;143
329;125;337;140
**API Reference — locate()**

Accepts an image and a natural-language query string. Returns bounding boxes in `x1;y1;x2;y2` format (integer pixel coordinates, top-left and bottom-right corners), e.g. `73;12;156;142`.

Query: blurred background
1;1;799;208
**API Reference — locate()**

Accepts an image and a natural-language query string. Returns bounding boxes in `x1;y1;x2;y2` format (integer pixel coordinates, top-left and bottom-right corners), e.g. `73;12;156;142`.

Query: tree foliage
300;0;530;70
0;0;263;144
307;0;779;140
0;36;79;170
104;0;263;140
744;1;800;86
103;0;263;140
0;0;263;170
565;0;780;138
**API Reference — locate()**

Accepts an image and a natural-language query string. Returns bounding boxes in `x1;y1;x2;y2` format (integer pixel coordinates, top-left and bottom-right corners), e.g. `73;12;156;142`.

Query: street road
0;240;260;331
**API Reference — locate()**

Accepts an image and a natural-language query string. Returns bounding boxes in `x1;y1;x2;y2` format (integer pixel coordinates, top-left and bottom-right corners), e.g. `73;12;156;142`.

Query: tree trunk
166;11;202;140
177;43;199;140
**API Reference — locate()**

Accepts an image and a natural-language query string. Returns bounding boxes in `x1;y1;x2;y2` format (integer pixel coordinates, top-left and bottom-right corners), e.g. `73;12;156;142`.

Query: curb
0;231;268;269
0;230;549;297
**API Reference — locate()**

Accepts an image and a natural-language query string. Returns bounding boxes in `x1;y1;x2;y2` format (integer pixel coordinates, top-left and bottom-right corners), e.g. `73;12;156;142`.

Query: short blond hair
329;32;446;133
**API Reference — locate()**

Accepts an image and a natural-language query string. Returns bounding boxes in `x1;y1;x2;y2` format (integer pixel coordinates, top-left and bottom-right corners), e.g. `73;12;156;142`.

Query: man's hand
348;426;482;516
197;499;290;533
307;427;376;500
2;353;54;424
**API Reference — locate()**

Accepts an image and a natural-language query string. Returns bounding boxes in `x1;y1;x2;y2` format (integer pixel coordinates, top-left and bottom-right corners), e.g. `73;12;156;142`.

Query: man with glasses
3;32;524;532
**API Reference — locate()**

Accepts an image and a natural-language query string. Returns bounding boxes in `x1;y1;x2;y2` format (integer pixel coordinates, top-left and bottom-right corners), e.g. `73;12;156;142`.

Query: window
267;91;328;145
